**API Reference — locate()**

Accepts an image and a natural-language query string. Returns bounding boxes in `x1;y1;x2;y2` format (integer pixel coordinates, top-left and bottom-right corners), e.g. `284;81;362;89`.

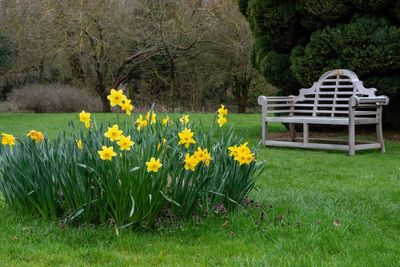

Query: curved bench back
294;69;377;117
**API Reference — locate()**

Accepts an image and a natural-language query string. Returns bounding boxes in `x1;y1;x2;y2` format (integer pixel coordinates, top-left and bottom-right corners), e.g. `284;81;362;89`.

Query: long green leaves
0;114;263;227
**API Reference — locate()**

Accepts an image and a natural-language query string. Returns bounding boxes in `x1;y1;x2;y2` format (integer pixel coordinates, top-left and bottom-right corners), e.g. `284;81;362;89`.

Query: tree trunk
232;75;250;114
237;98;247;113
237;85;248;113
95;72;111;112
95;83;110;112
38;56;45;83
168;57;176;103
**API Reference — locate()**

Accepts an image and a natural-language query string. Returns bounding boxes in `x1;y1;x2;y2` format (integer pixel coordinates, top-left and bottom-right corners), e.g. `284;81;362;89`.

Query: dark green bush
0;32;15;75
241;0;400;128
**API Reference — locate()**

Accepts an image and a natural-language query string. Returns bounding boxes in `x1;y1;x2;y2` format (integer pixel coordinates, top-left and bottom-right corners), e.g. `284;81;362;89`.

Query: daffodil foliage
0;104;263;228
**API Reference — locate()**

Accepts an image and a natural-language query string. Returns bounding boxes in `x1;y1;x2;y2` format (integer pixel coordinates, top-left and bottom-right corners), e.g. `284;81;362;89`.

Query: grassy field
0;113;399;266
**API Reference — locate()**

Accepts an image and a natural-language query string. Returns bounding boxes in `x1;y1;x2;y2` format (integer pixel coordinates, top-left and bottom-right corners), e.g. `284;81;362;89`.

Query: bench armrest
257;95;295;105
258;95;296;117
349;96;389;107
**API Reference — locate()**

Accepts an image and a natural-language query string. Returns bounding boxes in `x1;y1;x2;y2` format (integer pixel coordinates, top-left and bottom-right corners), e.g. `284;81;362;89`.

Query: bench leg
348;122;355;156
303;123;309;145
376;107;385;153
348;104;356;156
376;122;385;153
289;123;296;142
262;121;269;145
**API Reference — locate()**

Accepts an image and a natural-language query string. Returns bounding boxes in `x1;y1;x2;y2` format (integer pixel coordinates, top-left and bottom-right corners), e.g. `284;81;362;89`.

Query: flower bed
0;90;263;227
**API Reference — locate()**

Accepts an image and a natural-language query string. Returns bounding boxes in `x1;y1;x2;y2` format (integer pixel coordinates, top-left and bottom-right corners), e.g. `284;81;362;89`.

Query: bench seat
266;116;378;125
258;69;389;155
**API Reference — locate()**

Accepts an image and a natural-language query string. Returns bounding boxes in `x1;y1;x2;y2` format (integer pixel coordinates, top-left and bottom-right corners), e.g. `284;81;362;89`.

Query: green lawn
1;113;399;266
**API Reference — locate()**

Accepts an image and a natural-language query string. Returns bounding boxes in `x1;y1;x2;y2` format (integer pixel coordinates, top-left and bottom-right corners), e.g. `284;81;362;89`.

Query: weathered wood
295;103;349;108
265;116;378;125
303;123;309;145
376;106;385;153
267;104;293;108
289;123;296;141
258;96;268;145
258;69;389;155
348;98;356;156
264;140;381;151
318;92;351;95
355;111;378;116
264;140;349;150
267;110;292;114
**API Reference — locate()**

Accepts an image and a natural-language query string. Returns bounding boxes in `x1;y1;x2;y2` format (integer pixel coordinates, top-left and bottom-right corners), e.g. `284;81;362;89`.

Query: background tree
0;32;15;99
239;0;400;127
0;32;15;75
207;0;267;113
0;0;274;113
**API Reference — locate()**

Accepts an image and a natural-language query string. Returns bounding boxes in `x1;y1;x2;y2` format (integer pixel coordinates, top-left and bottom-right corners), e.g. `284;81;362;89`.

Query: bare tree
1;0;271;112
204;0;265;113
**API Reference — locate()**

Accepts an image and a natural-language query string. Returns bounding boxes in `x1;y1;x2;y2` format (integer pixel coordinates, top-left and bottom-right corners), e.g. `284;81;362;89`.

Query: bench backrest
293;69;377;118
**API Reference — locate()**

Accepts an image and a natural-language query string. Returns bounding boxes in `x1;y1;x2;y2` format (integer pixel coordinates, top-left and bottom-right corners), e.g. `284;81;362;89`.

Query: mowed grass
0;112;399;266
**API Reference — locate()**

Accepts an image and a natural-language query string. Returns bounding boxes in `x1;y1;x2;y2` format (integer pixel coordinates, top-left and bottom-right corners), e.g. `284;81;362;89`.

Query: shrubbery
0;90;263;228
7;84;102;113
240;0;400;128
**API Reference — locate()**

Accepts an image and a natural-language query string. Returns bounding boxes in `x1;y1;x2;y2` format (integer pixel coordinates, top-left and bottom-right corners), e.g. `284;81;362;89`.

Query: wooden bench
257;69;389;155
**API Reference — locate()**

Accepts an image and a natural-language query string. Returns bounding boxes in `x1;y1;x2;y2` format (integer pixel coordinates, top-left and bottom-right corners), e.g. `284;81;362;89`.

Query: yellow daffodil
217;114;227;127
178;128;196;148
27;130;44;143
194;147;212;166
104;124;123;141
228;145;239;157
237;142;251;154
179;115;190;125
79;111;91;129
121;99;134;115
194;147;206;161
162;115;170;126
234;151;254;165
117;135;135;151
2;133;15;147
229;143;250;157
184;153;199;171
217;104;228;116
146;157;162;172
229;142;254;165
203;152;212;166
107;89;126;107
98;146;117;161
76;139;83;150
146;112;157;124
135;115;148;131
79;110;90;122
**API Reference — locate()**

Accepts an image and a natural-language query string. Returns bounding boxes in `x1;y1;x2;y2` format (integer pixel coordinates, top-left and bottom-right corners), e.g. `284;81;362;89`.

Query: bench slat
319;85;355;89
267;110;292;114
295;103;349;108
318;91;355;95
303;98;348;101
355;111;378;116
267;104;293;108
322;78;353;82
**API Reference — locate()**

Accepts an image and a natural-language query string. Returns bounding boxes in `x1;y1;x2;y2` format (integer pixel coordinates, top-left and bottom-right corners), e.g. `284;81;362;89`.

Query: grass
0;112;399;266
